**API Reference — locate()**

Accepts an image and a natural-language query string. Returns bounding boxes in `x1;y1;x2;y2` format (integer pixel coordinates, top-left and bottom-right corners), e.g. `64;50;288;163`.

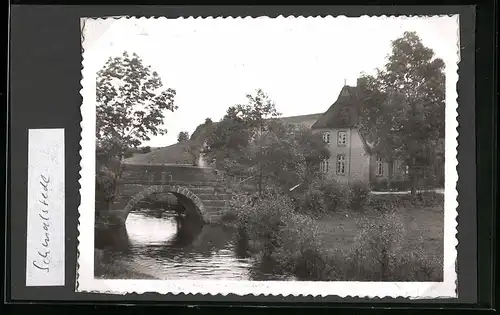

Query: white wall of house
314;127;371;184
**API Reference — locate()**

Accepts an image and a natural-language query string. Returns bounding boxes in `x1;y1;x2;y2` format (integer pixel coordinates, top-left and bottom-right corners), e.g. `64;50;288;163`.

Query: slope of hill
122;141;196;165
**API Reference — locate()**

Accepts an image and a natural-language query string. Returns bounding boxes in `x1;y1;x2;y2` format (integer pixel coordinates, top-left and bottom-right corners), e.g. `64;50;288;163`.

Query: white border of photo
77;15;460;298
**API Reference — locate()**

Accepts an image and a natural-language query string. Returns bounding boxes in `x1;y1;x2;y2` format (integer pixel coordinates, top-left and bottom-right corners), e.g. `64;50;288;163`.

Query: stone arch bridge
103;164;244;226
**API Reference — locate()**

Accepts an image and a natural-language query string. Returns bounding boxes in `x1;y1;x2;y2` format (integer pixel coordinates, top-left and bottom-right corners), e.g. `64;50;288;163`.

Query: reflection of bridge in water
103;164;238;225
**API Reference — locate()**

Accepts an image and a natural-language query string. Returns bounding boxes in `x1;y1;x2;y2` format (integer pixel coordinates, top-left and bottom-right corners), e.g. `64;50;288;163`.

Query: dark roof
311;86;361;129
279;113;323;128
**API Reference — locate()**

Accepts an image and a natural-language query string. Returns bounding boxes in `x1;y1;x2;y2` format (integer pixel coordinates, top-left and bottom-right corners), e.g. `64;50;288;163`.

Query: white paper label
26;129;65;286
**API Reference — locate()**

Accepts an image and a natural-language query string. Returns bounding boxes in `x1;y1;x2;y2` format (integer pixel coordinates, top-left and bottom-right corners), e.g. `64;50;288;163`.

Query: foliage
296;178;350;216
141;146;152;154
348;212;405;279
234;188;324;276
365;191;444;212
95;165;117;215
233;189;442;281
95;51;177;214
177;131;190;142
357;31;445;195
205;89;280;176
348;181;371;210
96;51;177;158
205;89;329;193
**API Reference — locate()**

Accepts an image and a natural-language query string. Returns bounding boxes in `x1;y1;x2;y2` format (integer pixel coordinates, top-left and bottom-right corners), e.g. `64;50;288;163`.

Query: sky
82;15;460;147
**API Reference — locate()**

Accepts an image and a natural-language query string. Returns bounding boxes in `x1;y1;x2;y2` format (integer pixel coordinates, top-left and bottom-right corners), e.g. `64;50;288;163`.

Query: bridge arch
123;185;209;224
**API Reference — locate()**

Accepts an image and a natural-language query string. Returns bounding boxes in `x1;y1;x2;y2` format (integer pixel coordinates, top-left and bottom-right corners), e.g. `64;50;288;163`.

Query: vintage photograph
78;15;459;297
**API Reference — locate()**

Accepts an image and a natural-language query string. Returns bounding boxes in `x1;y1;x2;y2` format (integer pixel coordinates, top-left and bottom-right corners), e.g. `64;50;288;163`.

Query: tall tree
206;89;281;195
95;51;177;213
177;131;190;142
357;31;445;195
96;51;177;159
205;89;328;195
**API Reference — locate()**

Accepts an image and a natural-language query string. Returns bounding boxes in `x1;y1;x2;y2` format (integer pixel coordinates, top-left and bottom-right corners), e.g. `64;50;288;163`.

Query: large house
309;84;444;187
127;83;445;188
308;85;405;186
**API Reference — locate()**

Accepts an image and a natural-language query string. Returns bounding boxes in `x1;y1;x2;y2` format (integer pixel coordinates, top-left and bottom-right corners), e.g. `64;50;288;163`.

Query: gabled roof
279;113;323;128
311;86;361;129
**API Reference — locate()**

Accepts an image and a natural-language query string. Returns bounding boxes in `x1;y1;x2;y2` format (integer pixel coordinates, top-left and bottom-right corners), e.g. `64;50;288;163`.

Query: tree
95;51;177;213
205;89;281;195
141;146;152;154
205;89;328;195
357;31;445;195
249;120;330;190
177;131;190;142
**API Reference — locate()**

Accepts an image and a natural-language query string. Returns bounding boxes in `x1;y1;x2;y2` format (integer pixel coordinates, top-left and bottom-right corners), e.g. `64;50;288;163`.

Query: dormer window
339;107;352;125
322;132;330;144
337;131;347;146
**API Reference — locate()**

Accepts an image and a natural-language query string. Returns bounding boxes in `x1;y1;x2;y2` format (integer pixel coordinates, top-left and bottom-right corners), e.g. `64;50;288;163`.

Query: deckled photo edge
76;14;460;299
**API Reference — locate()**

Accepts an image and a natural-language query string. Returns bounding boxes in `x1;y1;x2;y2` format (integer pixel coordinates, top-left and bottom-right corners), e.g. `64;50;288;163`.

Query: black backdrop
6;4;494;309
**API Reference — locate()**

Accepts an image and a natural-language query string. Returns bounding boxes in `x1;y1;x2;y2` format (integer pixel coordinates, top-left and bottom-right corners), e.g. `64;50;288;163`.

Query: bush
297;178;350;216
348;181;370;210
346;212;405;280
319;213;442;281
235;188;324;277
95;165;117;215
234;187;442;281
365;191;444;212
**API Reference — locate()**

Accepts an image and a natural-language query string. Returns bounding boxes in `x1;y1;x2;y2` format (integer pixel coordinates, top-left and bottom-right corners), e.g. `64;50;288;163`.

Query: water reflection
96;208;296;281
96;210;249;280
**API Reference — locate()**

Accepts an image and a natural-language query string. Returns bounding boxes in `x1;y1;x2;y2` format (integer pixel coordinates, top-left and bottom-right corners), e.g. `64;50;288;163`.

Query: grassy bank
228;187;444;282
316;206;443;258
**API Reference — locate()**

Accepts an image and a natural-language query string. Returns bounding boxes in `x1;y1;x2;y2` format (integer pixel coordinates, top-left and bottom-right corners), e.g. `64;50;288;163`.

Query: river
95;209;295;281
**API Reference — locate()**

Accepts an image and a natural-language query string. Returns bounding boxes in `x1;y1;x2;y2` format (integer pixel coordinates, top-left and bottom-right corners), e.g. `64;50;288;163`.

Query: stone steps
200;199;229;207
204;205;231;215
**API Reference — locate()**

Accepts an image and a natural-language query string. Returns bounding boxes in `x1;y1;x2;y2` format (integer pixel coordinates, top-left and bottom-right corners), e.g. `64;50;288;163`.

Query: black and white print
77;15;459;298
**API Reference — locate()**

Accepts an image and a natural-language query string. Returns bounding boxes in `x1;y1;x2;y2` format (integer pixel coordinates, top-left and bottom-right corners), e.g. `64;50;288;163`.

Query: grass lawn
315;206;444;262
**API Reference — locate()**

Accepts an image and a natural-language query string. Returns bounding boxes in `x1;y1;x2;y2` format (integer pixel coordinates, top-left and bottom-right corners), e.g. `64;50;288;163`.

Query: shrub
348;181;370;210
346;212;405;280
95;165;117;215
234;188;325;277
235;189;443;281
364;191;444;213
297;178;350;216
390;244;443;281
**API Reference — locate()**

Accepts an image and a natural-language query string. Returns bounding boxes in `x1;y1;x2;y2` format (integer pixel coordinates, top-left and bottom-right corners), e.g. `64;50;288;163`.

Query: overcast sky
82;15;459;147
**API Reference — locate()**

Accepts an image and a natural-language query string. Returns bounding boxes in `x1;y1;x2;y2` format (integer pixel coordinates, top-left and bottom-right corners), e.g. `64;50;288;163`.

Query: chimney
356;77;363;87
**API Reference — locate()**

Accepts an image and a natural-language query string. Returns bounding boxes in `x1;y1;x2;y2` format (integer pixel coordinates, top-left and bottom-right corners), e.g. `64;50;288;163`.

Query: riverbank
315;206;443;257
227;190;444;282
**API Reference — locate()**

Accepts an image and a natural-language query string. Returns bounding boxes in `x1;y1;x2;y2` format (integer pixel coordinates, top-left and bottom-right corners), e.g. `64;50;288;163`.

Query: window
337;131;347;146
320;158;330;173
322;132;330;144
336;154;346;175
376;156;383;176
